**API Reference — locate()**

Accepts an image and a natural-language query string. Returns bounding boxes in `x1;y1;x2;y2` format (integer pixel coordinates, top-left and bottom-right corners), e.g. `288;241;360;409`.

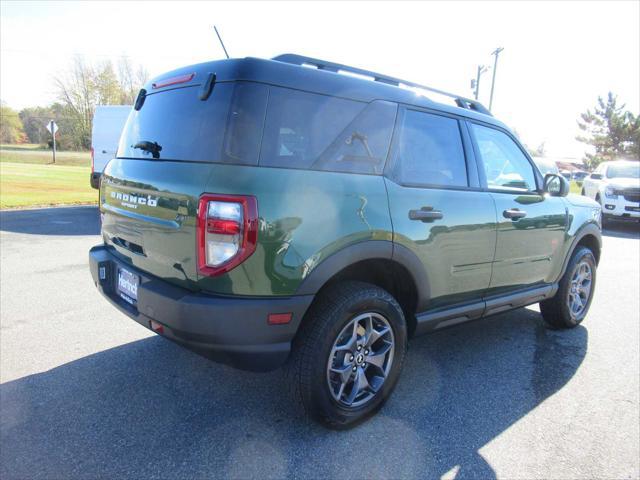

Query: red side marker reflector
152;73;195;89
150;320;164;334
268;313;292;325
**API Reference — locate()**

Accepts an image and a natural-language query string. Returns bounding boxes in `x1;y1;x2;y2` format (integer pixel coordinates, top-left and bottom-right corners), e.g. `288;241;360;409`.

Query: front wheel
285;281;407;429
540;246;597;328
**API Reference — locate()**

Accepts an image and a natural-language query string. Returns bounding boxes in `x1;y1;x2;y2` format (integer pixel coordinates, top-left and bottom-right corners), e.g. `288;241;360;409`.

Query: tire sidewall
561;247;597;326
305;290;407;428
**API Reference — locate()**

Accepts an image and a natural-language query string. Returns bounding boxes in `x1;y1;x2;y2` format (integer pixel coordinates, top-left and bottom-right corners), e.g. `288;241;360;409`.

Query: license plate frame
117;267;139;305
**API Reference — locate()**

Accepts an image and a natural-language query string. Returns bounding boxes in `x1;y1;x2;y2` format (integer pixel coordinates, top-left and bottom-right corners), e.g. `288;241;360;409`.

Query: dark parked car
572;170;589;182
90;54;602;428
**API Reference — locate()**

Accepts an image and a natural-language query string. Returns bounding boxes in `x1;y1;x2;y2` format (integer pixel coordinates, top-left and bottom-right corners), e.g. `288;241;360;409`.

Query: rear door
385;107;497;310
100;82;237;289
467;122;568;295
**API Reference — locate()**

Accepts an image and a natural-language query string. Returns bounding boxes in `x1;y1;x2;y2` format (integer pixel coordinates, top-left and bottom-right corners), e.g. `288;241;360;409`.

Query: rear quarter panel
198;164;392;296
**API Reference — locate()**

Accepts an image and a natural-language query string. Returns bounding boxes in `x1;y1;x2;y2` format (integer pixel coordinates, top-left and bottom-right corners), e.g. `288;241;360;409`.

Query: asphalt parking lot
1;206;638;479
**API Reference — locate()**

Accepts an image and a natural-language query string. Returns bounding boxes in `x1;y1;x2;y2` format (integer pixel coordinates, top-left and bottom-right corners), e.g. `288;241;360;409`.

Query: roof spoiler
273;54;492;117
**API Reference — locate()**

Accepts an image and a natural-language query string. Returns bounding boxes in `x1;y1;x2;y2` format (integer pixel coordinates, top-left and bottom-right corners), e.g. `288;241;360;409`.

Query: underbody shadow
602;221;640;239
0;206;100;236
0;308;587;479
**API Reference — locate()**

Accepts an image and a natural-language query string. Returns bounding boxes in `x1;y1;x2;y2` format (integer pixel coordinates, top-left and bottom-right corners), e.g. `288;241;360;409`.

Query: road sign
46;120;58;163
46;120;58;135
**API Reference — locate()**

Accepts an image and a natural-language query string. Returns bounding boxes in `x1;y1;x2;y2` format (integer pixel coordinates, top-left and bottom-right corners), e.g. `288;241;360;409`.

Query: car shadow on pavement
0;309;587;479
0;206;100;236
602;222;640;239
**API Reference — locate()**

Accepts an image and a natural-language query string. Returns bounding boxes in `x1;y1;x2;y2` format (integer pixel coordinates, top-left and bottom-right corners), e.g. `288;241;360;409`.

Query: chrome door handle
409;206;444;222
503;208;527;220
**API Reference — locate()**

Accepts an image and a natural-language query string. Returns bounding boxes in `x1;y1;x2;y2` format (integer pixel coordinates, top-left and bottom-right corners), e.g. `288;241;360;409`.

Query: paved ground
1;206;638;479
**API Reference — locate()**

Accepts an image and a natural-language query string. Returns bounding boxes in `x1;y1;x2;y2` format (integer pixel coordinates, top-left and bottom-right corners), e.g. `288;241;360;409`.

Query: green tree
95;61;123;105
577;92;639;169
0;103;26;144
19;105;57;145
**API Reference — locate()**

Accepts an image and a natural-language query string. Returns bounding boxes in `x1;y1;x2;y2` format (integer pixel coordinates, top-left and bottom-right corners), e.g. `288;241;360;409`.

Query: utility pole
489;47;504;111
471;65;488;100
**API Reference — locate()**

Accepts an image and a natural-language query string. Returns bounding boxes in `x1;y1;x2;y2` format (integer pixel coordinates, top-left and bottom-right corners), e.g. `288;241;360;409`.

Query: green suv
89;54;602;428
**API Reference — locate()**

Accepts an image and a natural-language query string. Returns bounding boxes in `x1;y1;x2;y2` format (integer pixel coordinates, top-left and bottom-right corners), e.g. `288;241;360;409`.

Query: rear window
118;84;233;162
119;81;397;174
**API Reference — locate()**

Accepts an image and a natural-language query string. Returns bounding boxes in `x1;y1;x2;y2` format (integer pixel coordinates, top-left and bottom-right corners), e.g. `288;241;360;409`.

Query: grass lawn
0;144;90;167
0;146;96;208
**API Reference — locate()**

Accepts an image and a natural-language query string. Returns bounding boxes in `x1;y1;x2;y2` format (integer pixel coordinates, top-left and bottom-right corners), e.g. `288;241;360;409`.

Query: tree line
0;56;147;150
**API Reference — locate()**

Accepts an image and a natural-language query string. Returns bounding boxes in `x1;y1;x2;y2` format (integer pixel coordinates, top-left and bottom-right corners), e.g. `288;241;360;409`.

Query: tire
285;281;408;429
540;246;597;329
581;188;585;196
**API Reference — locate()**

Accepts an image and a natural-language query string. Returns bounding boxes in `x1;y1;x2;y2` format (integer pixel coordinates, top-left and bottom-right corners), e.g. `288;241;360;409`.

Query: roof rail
272;54;492;116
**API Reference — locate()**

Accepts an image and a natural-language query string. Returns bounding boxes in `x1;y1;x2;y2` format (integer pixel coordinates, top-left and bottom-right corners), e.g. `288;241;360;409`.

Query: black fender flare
295;240;430;311
557;222;602;281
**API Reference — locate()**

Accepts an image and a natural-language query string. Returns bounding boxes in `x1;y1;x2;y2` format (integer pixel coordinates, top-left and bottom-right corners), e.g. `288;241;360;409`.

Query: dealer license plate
117;267;138;305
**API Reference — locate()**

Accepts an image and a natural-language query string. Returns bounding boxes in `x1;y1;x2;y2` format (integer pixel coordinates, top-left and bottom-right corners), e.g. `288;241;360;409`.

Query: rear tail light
197;194;258;276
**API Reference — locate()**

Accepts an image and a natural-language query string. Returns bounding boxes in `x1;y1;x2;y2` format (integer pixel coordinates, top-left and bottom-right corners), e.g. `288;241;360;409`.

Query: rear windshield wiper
133;141;162;159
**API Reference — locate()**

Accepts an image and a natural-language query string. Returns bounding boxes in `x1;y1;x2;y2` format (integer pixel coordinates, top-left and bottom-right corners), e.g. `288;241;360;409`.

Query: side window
390;109;468;187
259;87;364;170
223;82;269;165
471;124;537;192
313;100;397;174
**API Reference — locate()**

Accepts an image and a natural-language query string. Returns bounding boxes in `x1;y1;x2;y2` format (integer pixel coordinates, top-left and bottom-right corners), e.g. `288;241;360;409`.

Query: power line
1;114;83;120
0;48;200;61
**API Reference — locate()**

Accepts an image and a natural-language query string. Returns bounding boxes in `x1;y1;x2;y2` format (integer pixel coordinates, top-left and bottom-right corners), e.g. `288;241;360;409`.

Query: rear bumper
89;245;314;371
90;173;101;189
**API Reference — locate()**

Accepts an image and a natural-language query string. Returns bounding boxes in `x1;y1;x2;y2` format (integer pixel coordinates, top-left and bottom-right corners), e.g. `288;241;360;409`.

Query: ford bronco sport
90;54;602;428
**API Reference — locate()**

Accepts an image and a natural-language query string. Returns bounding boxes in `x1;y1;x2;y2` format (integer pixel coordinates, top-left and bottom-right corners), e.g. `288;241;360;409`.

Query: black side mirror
590;173;603;180
544;173;570;197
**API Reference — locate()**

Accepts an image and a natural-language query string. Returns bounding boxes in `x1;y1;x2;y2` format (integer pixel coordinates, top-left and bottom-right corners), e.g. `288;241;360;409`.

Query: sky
1;0;638;159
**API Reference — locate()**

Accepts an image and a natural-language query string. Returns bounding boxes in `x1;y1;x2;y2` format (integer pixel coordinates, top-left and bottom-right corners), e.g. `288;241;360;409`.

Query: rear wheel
285;281;407;429
540;246;596;328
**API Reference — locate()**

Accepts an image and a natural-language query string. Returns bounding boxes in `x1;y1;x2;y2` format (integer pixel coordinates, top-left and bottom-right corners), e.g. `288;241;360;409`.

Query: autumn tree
53;56;148;149
0;103;26;144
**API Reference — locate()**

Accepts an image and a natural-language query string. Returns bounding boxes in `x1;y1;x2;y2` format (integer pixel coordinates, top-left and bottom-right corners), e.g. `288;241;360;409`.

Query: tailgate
100;158;212;289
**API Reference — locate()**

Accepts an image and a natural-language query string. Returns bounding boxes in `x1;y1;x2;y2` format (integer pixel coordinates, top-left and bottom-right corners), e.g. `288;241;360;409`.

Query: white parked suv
581;160;640;225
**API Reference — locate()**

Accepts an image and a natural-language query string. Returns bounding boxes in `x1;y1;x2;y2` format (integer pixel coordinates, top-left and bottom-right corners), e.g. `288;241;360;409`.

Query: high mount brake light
197;194;258;277
152;73;195;89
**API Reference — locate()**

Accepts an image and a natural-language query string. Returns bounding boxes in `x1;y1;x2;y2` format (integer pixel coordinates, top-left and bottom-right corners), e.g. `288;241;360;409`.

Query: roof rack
272;54;492;117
